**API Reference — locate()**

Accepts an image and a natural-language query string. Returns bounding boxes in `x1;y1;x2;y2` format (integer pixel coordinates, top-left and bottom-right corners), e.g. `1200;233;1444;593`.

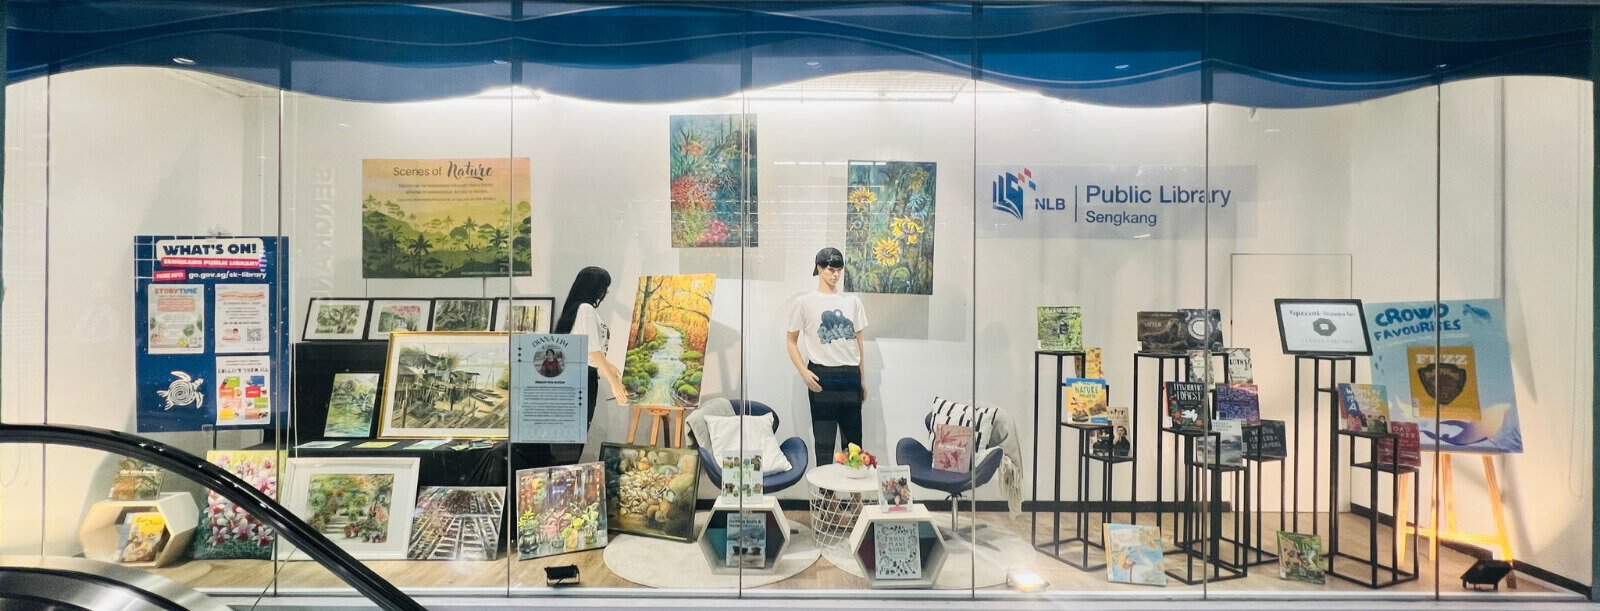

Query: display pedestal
79;492;198;568
1240;424;1285;567
1329;431;1418;589
1136;351;1185;540
1030;350;1084;553
1291;355;1354;537
698;496;792;574
1161;429;1247;585
848;504;948;589
1043;422;1127;571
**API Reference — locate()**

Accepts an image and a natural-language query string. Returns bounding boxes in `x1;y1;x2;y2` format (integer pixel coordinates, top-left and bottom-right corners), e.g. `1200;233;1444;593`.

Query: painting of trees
622;274;716;407
361;159;533;278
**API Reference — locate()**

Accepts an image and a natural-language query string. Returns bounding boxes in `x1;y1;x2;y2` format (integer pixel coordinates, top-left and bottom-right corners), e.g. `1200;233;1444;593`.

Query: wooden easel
1395;454;1517;588
626;404;686;448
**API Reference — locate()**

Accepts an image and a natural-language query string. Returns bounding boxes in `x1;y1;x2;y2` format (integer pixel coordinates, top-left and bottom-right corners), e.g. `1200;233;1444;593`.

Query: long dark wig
554;266;612;334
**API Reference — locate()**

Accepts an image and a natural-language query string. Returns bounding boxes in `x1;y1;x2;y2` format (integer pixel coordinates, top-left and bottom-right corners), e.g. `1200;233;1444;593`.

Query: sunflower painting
845;161;936;295
669;114;757;248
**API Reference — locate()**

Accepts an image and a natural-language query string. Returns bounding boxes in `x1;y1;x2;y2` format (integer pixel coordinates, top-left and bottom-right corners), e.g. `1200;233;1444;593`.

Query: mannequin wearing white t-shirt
787;247;869;466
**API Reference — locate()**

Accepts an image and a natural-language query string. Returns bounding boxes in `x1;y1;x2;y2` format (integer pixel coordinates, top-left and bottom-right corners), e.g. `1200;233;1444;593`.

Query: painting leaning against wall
845;161;936;295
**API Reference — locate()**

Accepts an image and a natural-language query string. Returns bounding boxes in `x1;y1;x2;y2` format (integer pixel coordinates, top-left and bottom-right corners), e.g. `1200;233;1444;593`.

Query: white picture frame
367;299;433;341
303;298;371;341
493;297;556;334
281;456;420;561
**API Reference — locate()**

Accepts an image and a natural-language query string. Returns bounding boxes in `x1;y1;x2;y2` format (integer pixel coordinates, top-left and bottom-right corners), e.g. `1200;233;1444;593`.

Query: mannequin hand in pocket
801;369;823;393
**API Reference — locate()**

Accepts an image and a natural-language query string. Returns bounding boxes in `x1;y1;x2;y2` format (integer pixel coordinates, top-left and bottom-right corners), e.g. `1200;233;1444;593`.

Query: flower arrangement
834;443;878;477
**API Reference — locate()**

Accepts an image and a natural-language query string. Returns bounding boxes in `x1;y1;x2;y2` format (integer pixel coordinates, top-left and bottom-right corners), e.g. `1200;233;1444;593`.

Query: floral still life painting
669;114;757;248
516;463;608;559
846;161;936;295
190;450;277;560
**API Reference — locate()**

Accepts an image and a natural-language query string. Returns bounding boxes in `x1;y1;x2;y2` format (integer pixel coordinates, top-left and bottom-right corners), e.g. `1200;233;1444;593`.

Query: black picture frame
291;341;389;440
303;297;373;341
494;296;558;334
1273;298;1373;356
429;297;497;331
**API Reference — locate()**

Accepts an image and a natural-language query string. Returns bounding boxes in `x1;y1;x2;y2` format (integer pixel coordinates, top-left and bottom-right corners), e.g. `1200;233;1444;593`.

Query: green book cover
1037;306;1083;352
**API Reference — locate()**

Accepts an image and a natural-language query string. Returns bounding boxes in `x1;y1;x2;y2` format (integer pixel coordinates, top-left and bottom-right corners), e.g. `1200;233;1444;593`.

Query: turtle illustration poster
622;274;716;407
362;158;532;278
1364;299;1521;453
135;236;289;433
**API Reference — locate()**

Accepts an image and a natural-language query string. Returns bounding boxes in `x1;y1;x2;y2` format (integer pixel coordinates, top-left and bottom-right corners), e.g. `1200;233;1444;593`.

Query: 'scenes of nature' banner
362;158;532;278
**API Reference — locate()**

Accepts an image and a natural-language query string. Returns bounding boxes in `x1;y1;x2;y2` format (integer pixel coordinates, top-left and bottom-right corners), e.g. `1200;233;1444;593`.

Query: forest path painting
622;274;715;408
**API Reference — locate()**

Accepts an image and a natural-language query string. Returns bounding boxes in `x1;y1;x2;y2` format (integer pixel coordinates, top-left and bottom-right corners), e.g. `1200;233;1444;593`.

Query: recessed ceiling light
805;61;821;67
172;57;196;65
1113;64;1130;70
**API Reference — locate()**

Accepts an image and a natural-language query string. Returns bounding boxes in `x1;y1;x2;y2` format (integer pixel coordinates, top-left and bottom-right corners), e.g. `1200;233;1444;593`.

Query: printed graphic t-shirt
787;290;869;367
571;303;610;363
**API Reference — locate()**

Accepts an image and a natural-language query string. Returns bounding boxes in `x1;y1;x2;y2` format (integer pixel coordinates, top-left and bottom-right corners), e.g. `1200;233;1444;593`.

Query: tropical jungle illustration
669;114;757;248
846;161;937;295
516;464;607;559
324;373;379;438
386;338;511;435
190;451;276;560
307;474;394;543
361;161;533;280
622;274;716;407
314;303;364;335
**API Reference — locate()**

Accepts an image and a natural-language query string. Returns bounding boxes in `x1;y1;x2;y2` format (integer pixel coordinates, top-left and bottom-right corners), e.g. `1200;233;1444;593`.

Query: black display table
1329;430;1419;589
1161;427;1248;585
1135;351;1186;539
1031;350;1085;558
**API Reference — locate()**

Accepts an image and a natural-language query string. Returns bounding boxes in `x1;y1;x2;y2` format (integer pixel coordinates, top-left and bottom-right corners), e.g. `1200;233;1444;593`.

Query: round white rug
824;523;1037;589
603;513;822;588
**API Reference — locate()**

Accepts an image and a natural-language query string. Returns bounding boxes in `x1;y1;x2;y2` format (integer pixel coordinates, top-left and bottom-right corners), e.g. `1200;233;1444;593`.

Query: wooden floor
151;510;1574;599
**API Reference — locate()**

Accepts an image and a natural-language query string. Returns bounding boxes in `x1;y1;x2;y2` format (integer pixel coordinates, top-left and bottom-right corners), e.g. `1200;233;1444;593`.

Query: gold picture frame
378;331;512;439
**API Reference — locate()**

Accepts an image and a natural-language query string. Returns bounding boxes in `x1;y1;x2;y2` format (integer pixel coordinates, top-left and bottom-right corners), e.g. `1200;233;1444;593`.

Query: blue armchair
897;412;1005;534
692;400;809;494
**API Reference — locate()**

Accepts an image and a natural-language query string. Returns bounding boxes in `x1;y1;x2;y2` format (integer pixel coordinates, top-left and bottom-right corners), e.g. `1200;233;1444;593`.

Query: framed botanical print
368;299;432;341
304;298;371;341
379;332;511;438
281;456;420;560
494;297;556;334
431;298;495;332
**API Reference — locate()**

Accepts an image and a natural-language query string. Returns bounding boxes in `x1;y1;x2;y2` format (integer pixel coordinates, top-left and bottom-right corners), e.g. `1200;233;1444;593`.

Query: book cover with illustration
1225;347;1253;384
1137;311;1186;354
1406;345;1483;424
1245;420;1288;459
1198;419;1244;466
1214;384;1261;425
1094;406;1133;458
1377;421;1422;468
1086;347;1104;378
119;512;168;564
1277;531;1326;584
109;458;163;501
1339;383;1390;434
1165;381;1207;432
1104;523;1166;586
1037;306;1084;352
1181;308;1224;352
931;423;974;473
1063;378;1110;425
1187;349;1214;384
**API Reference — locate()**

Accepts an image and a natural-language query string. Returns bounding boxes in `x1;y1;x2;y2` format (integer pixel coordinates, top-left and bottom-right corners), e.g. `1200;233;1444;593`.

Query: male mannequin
786;247;870;465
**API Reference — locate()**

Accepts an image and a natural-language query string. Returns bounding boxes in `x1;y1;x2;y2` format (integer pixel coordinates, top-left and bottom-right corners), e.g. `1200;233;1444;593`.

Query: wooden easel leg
1427;454;1443;563
626;407;643;444
673;410;686;448
1482;455;1518;588
649;412;662;446
1442;454;1458;535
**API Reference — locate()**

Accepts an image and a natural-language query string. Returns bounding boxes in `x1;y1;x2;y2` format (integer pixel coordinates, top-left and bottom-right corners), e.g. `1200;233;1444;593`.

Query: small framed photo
430;298;495;332
495;297;557;334
368;299;432;341
304;298;371;341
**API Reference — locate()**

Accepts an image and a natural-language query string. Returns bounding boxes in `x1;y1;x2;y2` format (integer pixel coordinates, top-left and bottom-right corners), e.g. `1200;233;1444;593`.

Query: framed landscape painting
282;456;420;561
599;443;700;542
431;298;495;332
304;298;370;341
379;332;512;438
368;299;432;341
494;297;555;334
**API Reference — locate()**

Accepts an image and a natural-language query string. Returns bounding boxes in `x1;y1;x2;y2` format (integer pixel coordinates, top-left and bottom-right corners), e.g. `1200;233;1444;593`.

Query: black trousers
514;366;598;469
807;363;864;466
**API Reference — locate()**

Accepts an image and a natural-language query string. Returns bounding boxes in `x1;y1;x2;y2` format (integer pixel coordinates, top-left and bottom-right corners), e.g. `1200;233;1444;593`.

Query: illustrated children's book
874;521;924;580
1339;383;1390;434
119;512;167;564
1104;523;1166;586
1037;306;1084;352
1277;531;1326;584
109;458;163;501
1063;378;1110;425
1086;347;1104;378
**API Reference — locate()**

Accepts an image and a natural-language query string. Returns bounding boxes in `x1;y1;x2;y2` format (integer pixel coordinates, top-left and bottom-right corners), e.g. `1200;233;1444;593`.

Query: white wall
2;67;1591;585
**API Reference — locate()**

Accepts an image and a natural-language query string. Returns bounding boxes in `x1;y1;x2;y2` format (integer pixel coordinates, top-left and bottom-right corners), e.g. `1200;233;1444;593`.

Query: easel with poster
1364;299;1522;587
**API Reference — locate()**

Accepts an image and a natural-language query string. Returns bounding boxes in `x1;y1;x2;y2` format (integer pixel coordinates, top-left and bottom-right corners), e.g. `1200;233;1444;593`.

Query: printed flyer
215;355;272;427
510;334;589;444
1364;299;1521;453
146;285;205;355
215;284;269;354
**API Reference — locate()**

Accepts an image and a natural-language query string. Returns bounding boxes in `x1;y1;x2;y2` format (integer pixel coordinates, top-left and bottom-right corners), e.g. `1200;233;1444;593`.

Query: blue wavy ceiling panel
6;1;1593;108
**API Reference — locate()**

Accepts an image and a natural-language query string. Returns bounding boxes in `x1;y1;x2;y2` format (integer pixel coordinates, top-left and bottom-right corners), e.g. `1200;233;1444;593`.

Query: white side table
806;464;879;552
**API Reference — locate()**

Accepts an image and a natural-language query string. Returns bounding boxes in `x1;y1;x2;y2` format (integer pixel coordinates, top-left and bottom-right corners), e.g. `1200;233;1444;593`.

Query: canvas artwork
283;457;420;561
1199;419;1244;466
877;465;913;510
324;372;380;438
845;160;937;295
119;512;167;564
494;297;554;334
1339;383;1391;434
623;274;716;407
368;300;432;341
600;443;700;542
1277;531;1326;584
305;299;370;341
1164;381;1207;432
1136;311;1187;354
1104;523;1166;586
1063;378;1110;425
1407;345;1483;423
717;450;764;503
669;114;758;248
361;158;532;278
931;423;974;473
1036;306;1083;352
873;522;923;580
516;463;608;560
191;450;277;560
431;299;494;332
109;458;163;501
407;486;505;561
1181;308;1224;352
380;332;511;438
1378;421;1422;468
1214;384;1261;425
724;512;768;569
1225;347;1254;384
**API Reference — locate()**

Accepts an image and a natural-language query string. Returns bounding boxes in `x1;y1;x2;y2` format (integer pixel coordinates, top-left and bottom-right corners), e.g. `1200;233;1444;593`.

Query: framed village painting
379;332;512;438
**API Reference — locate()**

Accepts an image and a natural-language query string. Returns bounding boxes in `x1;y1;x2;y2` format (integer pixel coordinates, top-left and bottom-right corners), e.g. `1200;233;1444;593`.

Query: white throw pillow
705;413;792;475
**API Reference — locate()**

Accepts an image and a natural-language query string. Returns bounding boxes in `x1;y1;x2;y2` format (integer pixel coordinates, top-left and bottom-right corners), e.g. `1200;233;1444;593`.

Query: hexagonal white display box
698;496;792;574
848;503;947;589
79;492;199;568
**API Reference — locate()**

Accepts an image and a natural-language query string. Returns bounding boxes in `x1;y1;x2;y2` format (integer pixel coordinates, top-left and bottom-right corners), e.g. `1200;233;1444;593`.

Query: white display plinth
78;492;198;568
697;496;792;575
847;503;947;589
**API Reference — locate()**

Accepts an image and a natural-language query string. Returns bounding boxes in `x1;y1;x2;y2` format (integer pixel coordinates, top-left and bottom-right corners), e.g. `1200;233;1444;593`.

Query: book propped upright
1037;306;1084;352
1225;347;1254;384
1214;384;1261;425
1063;378;1110;425
1245;419;1288;460
1137;311;1186;354
1338;383;1391;435
1377;421;1421;468
1165;381;1207;432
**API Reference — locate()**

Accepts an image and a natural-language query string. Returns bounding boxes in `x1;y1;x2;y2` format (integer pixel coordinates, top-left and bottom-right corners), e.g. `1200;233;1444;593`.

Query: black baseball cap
813;247;844;275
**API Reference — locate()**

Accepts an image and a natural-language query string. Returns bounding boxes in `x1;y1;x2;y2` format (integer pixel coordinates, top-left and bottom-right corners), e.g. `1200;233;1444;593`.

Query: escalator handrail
0;423;425;611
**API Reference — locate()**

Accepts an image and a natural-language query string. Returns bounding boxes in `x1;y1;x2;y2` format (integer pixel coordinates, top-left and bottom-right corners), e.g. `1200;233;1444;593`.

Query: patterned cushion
927;396;997;451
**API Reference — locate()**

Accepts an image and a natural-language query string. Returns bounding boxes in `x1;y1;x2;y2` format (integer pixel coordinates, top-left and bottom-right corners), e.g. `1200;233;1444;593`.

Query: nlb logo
991;168;1035;220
